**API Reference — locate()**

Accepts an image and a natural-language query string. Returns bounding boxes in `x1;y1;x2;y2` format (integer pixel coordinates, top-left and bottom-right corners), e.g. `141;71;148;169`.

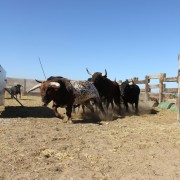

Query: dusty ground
0;95;180;180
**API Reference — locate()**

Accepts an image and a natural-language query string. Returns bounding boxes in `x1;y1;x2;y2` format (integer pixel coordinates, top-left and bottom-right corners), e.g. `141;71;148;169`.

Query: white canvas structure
0;65;6;106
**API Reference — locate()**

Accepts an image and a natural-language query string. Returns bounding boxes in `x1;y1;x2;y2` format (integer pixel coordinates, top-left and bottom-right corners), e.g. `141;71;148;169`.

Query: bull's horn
102;69;107;77
27;83;41;93
49;82;60;88
86;68;93;76
35;79;42;83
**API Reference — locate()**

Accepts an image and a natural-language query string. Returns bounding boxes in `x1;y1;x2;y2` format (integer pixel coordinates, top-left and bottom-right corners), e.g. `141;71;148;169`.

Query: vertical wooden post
159;73;165;103
177;54;180;122
145;76;149;102
23;79;27;95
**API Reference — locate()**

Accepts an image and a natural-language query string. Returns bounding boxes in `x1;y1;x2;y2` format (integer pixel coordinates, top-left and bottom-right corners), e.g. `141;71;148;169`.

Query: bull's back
70;80;99;104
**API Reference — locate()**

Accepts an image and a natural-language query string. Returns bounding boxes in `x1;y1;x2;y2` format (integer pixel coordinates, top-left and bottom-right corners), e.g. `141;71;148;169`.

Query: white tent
0;65;6;107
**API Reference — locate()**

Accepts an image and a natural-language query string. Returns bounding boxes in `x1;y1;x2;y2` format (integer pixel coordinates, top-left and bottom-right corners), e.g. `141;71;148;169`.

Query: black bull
120;80;140;114
10;84;23;99
86;68;121;113
28;77;105;123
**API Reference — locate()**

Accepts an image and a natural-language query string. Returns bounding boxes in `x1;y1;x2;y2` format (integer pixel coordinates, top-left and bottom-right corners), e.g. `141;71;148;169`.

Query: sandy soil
0;96;180;180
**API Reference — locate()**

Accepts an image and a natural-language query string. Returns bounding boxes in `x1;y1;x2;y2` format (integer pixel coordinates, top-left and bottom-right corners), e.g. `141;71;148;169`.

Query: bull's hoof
67;119;73;124
62;117;73;124
57;114;65;119
62;116;68;123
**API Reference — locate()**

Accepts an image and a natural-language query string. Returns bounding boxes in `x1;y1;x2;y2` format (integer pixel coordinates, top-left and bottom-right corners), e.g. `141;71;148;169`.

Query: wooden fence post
145;76;149;102
159;73;165;103
23;79;27;95
177;54;180;122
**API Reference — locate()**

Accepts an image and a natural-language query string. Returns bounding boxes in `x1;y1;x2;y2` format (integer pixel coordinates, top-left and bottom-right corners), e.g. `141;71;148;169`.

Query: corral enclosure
6;71;179;107
1;68;180;179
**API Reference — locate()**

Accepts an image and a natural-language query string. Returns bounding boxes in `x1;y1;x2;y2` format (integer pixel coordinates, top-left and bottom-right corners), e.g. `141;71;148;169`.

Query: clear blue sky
0;0;180;82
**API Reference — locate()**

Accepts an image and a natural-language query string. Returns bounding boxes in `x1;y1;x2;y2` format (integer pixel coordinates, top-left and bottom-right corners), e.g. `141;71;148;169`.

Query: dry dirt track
0;96;180;180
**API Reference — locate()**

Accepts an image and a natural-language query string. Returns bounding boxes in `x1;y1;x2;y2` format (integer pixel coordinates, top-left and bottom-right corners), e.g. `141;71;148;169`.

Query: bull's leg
132;104;135;110
82;105;85;113
94;98;105;115
110;100;114;111
124;102;129;113
106;101;110;110
52;105;64;119
135;101;139;114
84;101;94;113
65;106;73;123
114;99;121;115
72;105;76;113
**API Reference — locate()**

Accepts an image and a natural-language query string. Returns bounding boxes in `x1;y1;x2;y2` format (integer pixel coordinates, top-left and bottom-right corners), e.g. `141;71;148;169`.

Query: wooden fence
120;73;178;104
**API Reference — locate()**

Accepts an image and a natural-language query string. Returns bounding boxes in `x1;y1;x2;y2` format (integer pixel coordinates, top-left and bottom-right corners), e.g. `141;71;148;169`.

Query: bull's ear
49;82;60;89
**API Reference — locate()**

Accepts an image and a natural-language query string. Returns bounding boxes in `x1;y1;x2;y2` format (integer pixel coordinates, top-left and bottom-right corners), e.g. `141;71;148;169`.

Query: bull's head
86;68;108;83
120;80;134;96
27;80;60;106
86;68;107;77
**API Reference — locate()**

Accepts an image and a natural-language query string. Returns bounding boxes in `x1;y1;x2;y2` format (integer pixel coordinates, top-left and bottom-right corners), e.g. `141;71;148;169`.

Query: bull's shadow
0;106;55;118
72;111;123;124
72;112;103;125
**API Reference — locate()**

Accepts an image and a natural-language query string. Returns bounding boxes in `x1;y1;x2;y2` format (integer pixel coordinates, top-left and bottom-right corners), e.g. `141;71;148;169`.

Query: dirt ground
0;95;180;180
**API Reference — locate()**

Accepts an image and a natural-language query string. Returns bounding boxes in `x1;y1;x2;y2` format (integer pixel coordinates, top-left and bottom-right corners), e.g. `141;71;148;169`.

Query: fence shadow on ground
0;106;55;118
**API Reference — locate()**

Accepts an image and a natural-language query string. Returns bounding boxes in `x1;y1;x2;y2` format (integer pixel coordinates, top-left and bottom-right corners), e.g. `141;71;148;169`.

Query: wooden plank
136;80;146;84
149;84;166;89
148;74;162;79
149;84;159;89
164;88;178;93
164;77;178;82
140;89;145;92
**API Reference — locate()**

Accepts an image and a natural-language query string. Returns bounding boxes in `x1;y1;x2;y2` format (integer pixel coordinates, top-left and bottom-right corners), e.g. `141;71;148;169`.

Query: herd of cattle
10;69;140;123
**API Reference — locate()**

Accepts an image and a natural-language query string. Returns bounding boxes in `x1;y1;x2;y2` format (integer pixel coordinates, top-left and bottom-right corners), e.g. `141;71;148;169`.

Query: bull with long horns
28;76;105;123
